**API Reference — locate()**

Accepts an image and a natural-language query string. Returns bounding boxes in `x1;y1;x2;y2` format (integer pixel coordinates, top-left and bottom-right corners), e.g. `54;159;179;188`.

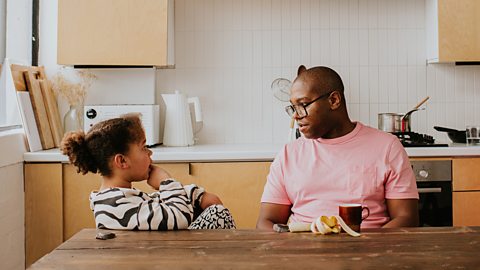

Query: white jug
161;91;203;147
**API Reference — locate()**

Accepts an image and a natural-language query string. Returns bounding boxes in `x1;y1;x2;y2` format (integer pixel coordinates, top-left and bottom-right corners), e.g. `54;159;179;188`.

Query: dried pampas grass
51;70;97;106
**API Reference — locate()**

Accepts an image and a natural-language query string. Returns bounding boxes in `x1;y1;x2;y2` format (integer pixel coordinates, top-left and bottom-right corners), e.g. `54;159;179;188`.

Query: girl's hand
147;165;172;190
200;192;223;209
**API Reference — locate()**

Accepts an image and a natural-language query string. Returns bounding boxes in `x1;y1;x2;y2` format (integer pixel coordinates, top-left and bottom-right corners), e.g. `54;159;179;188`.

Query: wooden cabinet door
453;192;480;226
62;164;101;241
57;0;174;66
25;163;63;268
189;162;271;229
452;158;480;226
452;158;480;191
427;0;480;62
438;0;480;62
63;163;189;240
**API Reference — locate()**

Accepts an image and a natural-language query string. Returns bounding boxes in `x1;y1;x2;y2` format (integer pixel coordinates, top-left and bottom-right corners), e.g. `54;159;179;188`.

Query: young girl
61;114;235;230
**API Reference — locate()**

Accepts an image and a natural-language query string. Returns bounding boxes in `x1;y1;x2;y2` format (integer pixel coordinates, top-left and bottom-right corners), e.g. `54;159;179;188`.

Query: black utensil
433;126;467;143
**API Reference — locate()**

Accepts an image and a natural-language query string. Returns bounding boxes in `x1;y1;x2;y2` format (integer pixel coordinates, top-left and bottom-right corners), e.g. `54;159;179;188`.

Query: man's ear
113;154;129;169
297;65;307;75
329;91;342;110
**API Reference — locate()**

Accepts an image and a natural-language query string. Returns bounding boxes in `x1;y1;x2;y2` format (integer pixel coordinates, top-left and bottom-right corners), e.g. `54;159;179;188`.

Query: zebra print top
89;179;205;230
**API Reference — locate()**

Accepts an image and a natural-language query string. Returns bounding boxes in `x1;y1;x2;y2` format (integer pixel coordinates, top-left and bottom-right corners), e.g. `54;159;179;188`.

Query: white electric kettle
161;91;203;147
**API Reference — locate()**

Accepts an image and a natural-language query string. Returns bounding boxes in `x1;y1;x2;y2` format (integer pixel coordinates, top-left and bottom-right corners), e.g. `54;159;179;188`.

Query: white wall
156;0;480;144
37;0;480;144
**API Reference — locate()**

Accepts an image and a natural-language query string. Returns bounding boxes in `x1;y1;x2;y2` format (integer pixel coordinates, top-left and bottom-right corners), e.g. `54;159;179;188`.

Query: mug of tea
338;203;370;232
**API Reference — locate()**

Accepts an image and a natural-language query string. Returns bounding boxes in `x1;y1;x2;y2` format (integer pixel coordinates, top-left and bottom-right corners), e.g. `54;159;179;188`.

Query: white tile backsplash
156;0;480;144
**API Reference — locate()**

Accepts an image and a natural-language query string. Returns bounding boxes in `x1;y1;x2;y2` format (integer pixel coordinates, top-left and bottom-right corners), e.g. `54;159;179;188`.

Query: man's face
289;78;332;139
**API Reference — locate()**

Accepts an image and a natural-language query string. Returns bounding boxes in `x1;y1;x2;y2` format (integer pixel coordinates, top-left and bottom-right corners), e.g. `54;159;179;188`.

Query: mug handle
362;206;370;220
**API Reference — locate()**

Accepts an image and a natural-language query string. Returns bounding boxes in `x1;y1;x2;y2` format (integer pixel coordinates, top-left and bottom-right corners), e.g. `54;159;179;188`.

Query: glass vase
63;105;83;133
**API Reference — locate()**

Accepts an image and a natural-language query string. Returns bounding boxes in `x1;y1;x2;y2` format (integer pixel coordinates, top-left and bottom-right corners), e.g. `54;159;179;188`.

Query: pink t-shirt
261;122;418;228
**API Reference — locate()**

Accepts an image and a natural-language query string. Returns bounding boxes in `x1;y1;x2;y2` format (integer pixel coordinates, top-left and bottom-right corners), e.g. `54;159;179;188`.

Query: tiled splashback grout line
157;0;480;144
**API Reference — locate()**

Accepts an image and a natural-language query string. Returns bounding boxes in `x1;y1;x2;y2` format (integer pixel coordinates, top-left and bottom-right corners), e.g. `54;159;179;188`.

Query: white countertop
23;143;480;163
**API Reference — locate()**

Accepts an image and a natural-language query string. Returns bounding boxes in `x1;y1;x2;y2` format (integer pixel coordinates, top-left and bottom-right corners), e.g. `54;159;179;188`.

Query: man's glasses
285;91;334;118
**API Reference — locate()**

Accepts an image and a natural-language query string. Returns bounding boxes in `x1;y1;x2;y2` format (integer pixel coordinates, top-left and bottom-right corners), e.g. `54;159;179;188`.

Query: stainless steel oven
411;160;452;227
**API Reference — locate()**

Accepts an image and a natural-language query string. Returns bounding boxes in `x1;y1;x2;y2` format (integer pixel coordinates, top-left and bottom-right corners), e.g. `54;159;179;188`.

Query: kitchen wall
157;0;480;144
38;0;480;145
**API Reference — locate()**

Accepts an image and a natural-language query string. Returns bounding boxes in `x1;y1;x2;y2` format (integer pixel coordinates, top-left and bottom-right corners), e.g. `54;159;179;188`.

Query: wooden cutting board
23;70;55;149
10;64;29;91
39;79;63;147
37;66;64;147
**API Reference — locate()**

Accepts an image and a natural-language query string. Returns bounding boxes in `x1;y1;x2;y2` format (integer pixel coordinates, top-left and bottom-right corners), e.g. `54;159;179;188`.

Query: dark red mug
339;203;370;232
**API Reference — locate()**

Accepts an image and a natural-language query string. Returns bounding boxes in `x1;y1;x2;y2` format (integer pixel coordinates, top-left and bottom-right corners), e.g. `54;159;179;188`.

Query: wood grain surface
10;64;29;91
25;163;63;267
38;78;63;147
29;227;480;270
11;64;61;150
23;70;55;149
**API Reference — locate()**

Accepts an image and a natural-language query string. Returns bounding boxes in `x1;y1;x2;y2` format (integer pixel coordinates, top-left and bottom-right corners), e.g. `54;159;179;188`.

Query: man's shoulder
284;136;309;150
358;123;398;142
274;137;309;161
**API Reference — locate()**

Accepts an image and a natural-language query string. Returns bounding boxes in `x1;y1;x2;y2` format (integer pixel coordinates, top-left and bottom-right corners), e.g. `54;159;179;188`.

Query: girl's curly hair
60;113;144;176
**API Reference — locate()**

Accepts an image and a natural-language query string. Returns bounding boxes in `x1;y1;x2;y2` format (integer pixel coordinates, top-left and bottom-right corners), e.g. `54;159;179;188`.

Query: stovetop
392;132;449;147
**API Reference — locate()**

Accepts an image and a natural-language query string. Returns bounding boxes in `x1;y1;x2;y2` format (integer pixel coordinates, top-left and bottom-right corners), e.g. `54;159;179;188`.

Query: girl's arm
137;180;201;230
147;165;171;190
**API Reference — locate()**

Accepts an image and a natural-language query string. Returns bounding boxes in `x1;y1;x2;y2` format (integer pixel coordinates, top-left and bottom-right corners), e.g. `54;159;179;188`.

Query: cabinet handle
188;163;191;175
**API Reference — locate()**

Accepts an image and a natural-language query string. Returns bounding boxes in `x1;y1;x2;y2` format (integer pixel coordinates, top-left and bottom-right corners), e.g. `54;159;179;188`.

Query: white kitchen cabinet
57;0;174;67
426;0;480;63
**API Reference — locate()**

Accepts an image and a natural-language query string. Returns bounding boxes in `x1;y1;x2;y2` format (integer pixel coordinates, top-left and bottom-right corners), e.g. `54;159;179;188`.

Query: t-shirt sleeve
260;148;292;205
384;139;419;199
182;183;205;210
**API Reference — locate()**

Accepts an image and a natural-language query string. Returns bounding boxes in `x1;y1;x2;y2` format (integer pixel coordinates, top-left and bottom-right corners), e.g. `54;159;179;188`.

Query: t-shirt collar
315;122;362;145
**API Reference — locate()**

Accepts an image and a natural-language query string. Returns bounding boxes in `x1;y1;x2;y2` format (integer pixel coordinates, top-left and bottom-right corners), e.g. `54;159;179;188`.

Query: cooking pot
378;97;430;133
433;126;467;143
378;110;419;133
378;113;405;132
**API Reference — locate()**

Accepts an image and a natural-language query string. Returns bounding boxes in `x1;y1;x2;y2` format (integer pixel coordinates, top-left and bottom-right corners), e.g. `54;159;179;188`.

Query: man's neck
322;120;356;139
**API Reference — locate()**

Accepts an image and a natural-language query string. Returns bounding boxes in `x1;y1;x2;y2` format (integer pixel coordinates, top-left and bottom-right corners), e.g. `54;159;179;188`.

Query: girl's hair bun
60;131;98;175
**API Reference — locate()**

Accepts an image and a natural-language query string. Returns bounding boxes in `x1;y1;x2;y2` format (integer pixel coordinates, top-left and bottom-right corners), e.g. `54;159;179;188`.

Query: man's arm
256;202;291;230
383;199;419;228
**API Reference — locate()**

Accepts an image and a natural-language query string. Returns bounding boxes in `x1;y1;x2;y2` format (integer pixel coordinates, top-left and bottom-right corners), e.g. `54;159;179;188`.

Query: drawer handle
418;187;442;194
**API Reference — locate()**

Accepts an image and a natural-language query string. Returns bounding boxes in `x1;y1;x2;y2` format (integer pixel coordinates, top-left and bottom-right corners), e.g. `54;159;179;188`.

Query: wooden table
29;227;480;269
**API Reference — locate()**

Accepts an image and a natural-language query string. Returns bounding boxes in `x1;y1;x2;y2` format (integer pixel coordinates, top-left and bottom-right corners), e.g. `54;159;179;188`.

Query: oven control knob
418;170;429;179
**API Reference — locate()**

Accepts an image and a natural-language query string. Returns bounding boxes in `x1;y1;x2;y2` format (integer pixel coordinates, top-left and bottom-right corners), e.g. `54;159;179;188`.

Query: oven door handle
418;187;442;194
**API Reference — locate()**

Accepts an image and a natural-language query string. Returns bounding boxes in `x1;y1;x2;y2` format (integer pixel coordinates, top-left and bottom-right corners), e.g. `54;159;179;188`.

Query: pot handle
412;96;430;110
434;126;460;133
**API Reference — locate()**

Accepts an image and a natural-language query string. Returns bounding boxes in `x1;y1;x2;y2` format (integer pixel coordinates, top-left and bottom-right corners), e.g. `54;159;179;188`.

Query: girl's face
125;136;153;182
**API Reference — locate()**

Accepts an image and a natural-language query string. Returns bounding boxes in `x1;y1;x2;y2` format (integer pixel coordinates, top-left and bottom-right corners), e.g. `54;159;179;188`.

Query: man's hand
383;199;419;228
147;165;172;190
256;203;291;230
200;192;223;209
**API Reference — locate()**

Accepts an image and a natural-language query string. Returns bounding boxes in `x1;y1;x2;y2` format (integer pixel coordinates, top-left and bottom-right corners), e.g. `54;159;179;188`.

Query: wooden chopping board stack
11;64;63;150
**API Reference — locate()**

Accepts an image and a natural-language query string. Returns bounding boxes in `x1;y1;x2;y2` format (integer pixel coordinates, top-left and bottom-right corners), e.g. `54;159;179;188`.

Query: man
257;66;419;230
